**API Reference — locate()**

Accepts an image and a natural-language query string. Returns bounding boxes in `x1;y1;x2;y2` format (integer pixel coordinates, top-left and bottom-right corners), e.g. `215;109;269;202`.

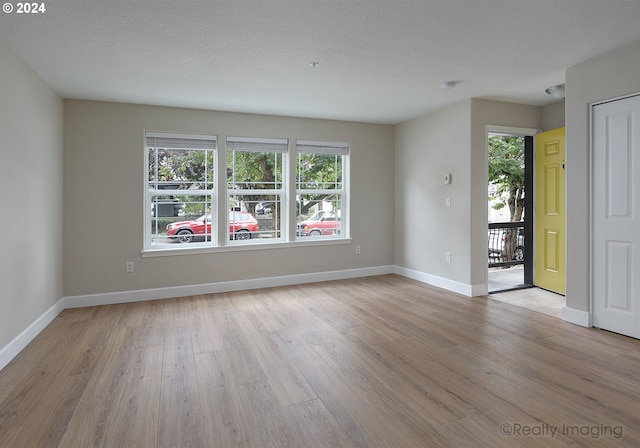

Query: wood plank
64;304;129;376
216;295;267;386
0;312;86;404
189;294;225;354
132;299;167;348
2;373;90;448
238;289;290;333
273;333;384;447
336;327;464;426
514;360;640;442
309;337;451;446
283;399;356;448
106;345;163;447
157;303;206;448
235;380;305;447
233;309;317;406
194;350;250;447
58;325;137;447
276;329;449;447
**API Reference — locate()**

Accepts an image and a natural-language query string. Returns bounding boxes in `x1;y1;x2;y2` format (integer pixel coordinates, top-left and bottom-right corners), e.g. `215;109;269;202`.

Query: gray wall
394;100;472;288
63;100;395;298
566;39;640;314
0;41;64;350
395;98;543;294
542;101;565;131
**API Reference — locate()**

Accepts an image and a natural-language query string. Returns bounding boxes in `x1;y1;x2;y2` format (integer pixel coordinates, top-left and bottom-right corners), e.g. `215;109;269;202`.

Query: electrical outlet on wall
126;261;134;273
445;252;451;263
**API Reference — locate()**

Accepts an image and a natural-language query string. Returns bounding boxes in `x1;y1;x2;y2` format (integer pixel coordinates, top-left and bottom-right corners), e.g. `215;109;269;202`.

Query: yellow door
535;128;566;294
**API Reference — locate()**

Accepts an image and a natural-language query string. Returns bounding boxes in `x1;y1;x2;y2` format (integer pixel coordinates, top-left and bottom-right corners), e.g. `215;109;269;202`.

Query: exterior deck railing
488;221;525;268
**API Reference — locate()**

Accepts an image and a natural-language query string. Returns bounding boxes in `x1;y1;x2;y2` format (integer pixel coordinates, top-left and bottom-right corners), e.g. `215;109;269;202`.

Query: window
145;133;349;251
296;140;348;239
146;132;216;249
226;137;286;242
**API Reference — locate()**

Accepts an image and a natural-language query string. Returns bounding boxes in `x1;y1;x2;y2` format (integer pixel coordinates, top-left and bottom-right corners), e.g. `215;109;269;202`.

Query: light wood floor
2;275;640;447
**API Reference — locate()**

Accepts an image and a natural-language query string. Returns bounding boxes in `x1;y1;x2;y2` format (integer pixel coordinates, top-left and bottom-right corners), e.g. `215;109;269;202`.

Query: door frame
485;125;541;292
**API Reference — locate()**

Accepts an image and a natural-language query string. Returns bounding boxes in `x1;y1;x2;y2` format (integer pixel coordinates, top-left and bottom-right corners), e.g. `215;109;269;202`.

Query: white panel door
592;94;640;338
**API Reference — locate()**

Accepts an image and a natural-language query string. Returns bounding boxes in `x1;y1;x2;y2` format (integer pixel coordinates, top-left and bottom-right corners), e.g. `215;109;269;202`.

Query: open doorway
487;129;534;293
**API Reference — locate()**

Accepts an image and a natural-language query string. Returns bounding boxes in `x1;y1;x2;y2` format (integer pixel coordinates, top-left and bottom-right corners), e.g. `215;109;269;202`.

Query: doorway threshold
488;266;531;293
489;287;565;319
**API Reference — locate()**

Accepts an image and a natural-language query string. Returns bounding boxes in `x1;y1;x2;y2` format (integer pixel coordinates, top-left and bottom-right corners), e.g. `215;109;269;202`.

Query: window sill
141;237;353;258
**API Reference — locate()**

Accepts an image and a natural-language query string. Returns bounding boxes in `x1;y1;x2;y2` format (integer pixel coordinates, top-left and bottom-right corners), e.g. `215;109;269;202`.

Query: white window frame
143;133;351;255
226;136;288;245
295;140;349;240
145;132;217;251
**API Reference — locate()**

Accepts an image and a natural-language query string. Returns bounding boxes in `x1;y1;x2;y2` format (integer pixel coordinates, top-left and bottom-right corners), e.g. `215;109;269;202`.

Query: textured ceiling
1;0;640;124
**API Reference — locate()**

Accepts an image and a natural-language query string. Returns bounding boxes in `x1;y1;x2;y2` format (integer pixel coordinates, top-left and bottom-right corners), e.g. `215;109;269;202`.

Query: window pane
227;150;283;189
296;153;343;190
148;147;214;190
296;140;347;239
228;194;281;240
146;132;216;250
150;194;213;245
226;137;285;244
227;199;261;241
296;195;342;237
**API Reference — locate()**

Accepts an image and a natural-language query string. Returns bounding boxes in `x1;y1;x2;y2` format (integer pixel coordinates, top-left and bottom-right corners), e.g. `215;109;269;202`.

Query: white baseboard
394;266;485;297
64;265;395;308
0;265;595;375
1;266;394;371
0;298;65;371
562;305;591;327
470;283;489;297
0;264;505;372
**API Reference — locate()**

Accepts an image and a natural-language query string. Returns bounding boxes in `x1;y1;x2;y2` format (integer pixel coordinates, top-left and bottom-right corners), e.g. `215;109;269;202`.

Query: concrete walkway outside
488;266;528;293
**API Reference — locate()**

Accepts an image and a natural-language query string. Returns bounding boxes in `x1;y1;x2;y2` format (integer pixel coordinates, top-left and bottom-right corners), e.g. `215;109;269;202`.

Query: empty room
2;1;640;446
